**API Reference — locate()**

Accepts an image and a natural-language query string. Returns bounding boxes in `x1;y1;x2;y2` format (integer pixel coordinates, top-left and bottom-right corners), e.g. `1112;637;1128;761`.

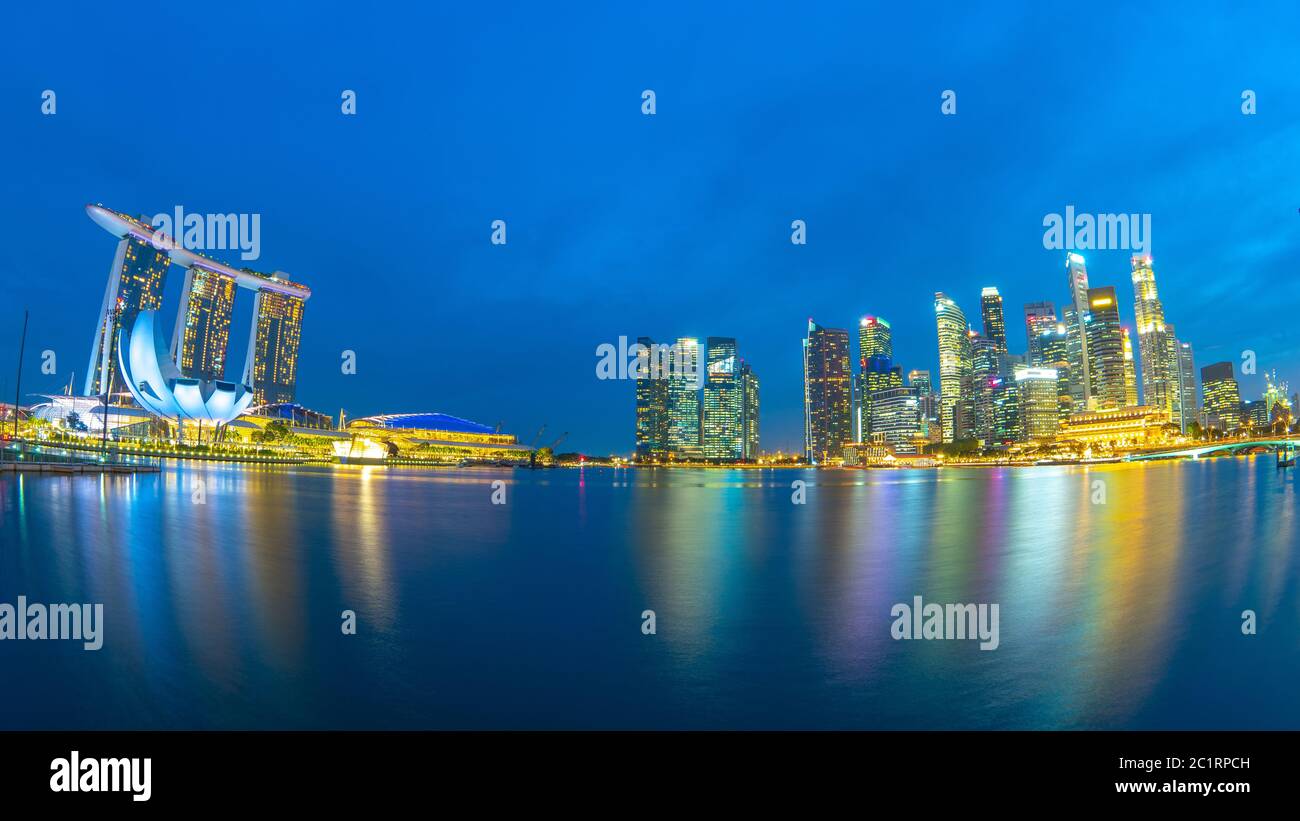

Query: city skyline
3;4;1300;454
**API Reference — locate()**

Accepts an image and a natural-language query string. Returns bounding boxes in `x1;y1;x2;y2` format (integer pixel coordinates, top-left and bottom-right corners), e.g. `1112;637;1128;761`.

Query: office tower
85;235;171;396
1174;339;1196;433
1016;367;1060;442
1129;255;1176;416
971;335;1000;444
934;293;973;443
856;316;892;439
860;354;903;440
740;361;760;460
702;337;743;460
1024;301;1057;365
1084;286;1126;410
247;290;306;405
980;287;1008;356
174;266;238;382
803;320;853;464
1063;253;1092;409
666;337;701;455
1035;324;1073;422
909;369;937;438
870;386;922;454
1201;361;1243;431
634;337;670;459
1121;328;1139;407
991;376;1021;444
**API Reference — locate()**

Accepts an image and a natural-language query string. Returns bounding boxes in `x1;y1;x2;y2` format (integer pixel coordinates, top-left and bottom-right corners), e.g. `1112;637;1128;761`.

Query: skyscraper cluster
634;336;759;462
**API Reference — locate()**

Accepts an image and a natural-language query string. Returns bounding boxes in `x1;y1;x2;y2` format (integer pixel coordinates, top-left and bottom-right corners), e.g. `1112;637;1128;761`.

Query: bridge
1126;437;1298;462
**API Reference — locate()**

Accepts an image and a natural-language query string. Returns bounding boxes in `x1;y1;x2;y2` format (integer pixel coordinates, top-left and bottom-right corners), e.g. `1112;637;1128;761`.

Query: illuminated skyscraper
934;293;973;443
908;369;938;438
174;265;238;382
803;320;852;464
740;361;760;460
247;289;307;405
702;337;743;460
980;287;1007;356
1085;286;1126;410
1174;338;1196;433
85;234;171;396
634;336;670;459
1063;253;1092;410
1024;301;1057;366
971;335;1000;444
870;386;922;454
1129;255;1176;416
1201;361;1242;431
1036;324;1074;423
1016;367;1060;442
1121;327;1139;407
855;316;892;439
666;337;701;455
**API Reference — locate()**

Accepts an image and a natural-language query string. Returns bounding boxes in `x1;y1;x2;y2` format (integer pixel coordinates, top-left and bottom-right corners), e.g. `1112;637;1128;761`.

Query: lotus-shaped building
117;310;255;424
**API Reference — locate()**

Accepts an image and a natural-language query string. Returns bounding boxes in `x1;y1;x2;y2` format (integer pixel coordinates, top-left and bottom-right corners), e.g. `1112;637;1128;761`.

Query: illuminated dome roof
354;413;495;435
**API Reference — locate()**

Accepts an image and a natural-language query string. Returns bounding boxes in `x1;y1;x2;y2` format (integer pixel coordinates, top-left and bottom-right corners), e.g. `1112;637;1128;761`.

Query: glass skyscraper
634;336;670;460
934;293;973;443
1174;338;1196;433
666;337;701;456
702;337;743;460
1201;361;1242;431
803;320;852;464
1063;253;1092;410
740;361;760;460
1024;301;1057;366
856;316;892;440
1085;286;1126;410
980;287;1007;356
1129;255;1176;418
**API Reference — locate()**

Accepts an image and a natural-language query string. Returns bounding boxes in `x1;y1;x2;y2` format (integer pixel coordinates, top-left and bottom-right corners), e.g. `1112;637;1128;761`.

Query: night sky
2;2;1298;453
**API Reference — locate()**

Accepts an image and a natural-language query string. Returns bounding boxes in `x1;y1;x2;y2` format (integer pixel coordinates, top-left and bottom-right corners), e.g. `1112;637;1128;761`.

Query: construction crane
529;428;567;468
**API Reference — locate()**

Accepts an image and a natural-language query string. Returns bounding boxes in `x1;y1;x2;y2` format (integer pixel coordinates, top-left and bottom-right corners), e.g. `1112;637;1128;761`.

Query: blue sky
2;2;1298;453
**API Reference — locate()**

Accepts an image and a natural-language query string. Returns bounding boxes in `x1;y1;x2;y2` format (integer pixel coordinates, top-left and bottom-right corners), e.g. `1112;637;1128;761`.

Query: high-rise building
803;320;852;464
1201;361;1243;431
934;293;973;443
1262;370;1291;428
971;334;1000;444
908;369;938;439
86;206;312;418
740;361;760;460
1129;255;1176;417
1036;323;1073;423
980;287;1008;356
1063;253;1092;410
859;353;903;440
869;386;922;454
990;376;1021;444
666;337;701;455
702;337;743;461
1024;301;1057;366
1015;367;1060;442
174;265;238;382
1084;286;1126;410
85;235;171;396
634;336;670;460
1174;339;1196;433
247;289;307;406
1121;327;1139;407
855;316;893;439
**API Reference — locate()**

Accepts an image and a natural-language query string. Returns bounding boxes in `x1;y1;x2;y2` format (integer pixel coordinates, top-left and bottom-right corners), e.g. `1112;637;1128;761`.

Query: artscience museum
117;310;255;428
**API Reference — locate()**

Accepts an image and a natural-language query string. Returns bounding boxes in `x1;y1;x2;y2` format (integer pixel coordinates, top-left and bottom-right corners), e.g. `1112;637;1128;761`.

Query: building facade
934;293;973;443
803;320;853;464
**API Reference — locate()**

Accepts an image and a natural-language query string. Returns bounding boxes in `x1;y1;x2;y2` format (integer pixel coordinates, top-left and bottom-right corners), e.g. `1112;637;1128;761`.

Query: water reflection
0;458;1296;729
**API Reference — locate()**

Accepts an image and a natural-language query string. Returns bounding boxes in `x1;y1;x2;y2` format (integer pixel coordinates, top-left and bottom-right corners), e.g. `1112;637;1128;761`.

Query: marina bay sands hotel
84;204;311;406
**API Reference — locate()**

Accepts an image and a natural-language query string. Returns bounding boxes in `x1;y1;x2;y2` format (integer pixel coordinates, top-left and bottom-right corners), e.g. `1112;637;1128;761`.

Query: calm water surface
1;459;1296;729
